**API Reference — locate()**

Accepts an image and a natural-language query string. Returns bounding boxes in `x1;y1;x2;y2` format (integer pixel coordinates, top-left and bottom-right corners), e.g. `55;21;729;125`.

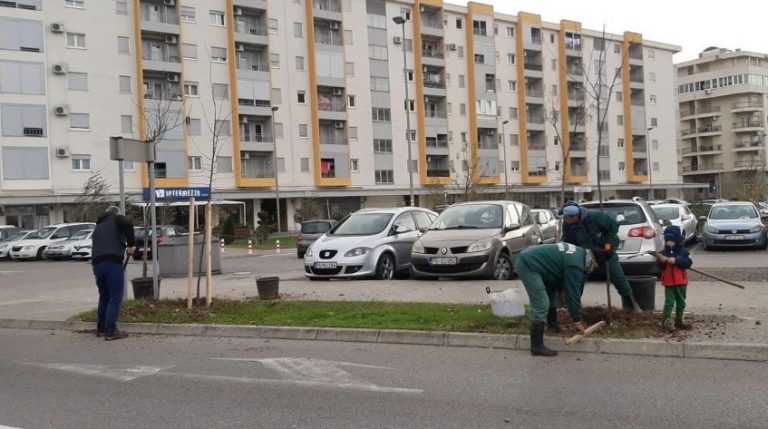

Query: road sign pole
149;160;159;300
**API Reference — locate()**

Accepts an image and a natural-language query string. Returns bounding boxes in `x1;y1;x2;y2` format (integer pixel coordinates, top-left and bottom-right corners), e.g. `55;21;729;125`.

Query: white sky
452;0;767;62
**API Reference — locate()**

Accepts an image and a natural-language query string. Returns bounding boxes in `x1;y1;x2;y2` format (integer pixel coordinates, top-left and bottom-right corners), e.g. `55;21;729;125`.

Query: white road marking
0;299;43;307
25;363;169;382
0;425;25;429
0;271;17;275
259;253;293;258
232;272;252;275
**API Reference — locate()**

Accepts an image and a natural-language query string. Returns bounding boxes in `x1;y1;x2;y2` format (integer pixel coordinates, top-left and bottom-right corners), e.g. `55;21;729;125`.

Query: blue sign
142;187;210;202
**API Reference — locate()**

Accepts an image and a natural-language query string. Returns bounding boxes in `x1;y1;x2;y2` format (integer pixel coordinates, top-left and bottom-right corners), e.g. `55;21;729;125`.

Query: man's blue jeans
93;261;124;332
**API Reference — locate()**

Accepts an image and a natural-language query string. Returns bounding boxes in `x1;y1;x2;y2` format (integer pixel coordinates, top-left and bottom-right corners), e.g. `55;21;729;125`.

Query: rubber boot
622;294;642;312
675;316;692;330
546;308;562;333
530;322;558;357
661;318;675;332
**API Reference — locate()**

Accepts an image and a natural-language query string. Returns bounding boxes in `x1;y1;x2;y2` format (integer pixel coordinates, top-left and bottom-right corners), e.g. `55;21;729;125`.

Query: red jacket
657;245;692;287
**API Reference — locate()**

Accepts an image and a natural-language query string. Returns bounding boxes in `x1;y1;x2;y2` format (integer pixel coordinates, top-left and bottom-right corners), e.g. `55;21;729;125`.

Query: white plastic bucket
488;287;526;318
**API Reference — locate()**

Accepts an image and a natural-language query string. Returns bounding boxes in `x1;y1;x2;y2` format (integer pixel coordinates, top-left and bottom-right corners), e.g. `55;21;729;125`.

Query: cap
562;205;580;216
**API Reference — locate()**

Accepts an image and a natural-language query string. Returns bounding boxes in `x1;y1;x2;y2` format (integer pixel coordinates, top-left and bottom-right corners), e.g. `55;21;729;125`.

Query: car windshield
25;227;56;240
431;204;504;230
70;230;92;240
301;222;332;234
329;213;393;236
710;205;758;220
651;207;680;220
587;205;647;225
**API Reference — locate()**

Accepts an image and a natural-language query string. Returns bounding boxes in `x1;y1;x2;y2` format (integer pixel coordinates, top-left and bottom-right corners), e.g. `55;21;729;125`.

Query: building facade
0;0;686;229
676;47;768;200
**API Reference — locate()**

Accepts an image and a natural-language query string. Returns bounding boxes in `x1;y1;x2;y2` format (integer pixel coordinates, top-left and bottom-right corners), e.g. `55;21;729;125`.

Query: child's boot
661;318;675;332
675;315;692;330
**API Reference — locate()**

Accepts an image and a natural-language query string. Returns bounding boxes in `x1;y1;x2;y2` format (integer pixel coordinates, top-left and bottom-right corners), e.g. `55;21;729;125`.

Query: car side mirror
504;223;521;232
393;224;411;235
419;227;428;233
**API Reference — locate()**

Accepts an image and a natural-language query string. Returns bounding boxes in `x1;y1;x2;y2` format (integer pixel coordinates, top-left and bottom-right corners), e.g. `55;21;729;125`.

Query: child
652;226;693;331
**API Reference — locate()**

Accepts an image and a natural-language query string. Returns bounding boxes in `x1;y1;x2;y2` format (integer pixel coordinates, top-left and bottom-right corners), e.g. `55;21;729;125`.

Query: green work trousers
606;253;633;297
663;285;687;320
517;262;558;323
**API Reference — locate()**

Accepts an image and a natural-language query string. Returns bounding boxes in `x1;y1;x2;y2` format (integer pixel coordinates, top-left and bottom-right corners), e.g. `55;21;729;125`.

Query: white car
0;230;33;259
9;223;95;260
651;203;698;244
43;229;94;260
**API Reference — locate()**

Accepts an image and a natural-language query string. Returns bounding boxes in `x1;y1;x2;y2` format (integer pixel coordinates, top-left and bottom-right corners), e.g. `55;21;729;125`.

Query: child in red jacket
652;226;693;331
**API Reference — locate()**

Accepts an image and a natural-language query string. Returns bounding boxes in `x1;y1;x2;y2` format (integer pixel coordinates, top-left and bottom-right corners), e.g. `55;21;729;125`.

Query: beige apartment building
676;47;768;200
0;0;689;229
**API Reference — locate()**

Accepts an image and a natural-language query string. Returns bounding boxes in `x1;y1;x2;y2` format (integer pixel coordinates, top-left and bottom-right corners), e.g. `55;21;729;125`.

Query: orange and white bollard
276;239;281;254
220;238;225;253
248;239;253;255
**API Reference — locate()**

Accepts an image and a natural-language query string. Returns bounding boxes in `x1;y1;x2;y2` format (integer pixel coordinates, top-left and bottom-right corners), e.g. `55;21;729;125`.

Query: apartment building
676;47;768;200
0;0;688;229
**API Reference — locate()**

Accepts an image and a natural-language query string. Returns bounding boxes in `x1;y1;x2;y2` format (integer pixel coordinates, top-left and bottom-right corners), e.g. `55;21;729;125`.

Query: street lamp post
500;120;509;192
393;15;415;207
270;105;281;233
647;126;655;200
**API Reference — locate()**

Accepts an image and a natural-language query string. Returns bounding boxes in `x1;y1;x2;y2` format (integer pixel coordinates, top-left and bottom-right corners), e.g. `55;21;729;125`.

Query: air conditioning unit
163;0;176;6
234;7;243;16
329;22;340;30
52;63;67;74
240;116;249;124
165;35;177;44
332;88;343;96
236;43;245;52
242;153;250;159
705;89;712;95
448;43;457;51
393;36;402;45
55;147;71;158
334;121;345;129
166;73;179;82
51;22;65;33
54;105;69;116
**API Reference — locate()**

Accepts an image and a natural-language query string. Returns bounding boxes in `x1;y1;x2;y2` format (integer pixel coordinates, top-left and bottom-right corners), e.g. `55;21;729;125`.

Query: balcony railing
524;63;543;71
321;170;337;178
425;112;447;119
570;168;587;176
698;125;722;133
734;141;762;149
733;120;763;129
142;10;179;25
426;169;450;177
319;138;346;145
241;168;274;178
143;52;180;63
566;65;583;76
313;0;340;12
528;169;547;177
236;26;267;36
314;31;343;46
735;160;760;168
529;36;542;45
318;97;345;111
423;80;445;89
528;144;546;151
570;143;587;151
426;139;448;148
680;105;722;117
682;163;723;173
241;133;273;143
527;115;545;124
239;62;270;72
422;18;442;29
238;98;271;107
732;102;762;109
526;89;544;98
630;74;643;83
698;144;722;152
422;49;444;59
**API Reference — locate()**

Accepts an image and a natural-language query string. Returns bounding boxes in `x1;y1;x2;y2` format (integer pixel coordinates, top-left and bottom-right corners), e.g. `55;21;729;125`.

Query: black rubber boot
622;294;642;312
675;316;692;330
530;322;558;357
546;308;562;333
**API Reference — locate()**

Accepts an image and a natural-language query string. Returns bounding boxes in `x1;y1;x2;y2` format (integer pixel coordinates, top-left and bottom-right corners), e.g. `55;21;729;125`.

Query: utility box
157;234;221;277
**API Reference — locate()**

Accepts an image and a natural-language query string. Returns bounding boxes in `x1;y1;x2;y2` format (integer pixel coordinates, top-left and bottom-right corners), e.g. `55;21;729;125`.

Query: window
209;11;225;26
67;72;88;91
217;156;232;173
121;115;132;133
345;61;354;75
593;39;605;51
69;113;90;130
461;132;467;143
183;43;197;59
300;158;310;172
506;26;514;37
408;130;416;142
71;156;91;171
0;18;44;52
211;47;227;62
551;59;557;71
457;46;464;58
116;0;127;15
181;6;195;23
375;170;393;184
371;107;391;122
297;91;306;104
214;120;230;136
510;161;520;171
350;159;359;172
368;45;388;60
551;84;558;95
617;115;623;125
616;91;622;102
294;22;303;38
617;138;624;148
474;54;485;64
507;54;515;64
184;81;199;97
373;139;392;153
0;61;45;95
123;161;135;171
66;33;86;49
119;75;131;93
188;156;202;171
650;95;657;105
370;76;389;91
400;8;411;21
405;99;415;112
407;69;414;82
213;83;228;99
599;170;610;181
187;118;201;135
459;104;466;115
651;118;658;127
649;72;656;83
271;88;282;104
509;134;518;146
268;18;278;34
1;104;47;137
473;20;487;36
348;127;357;140
347;95;355;108
344;30;353;45
618;162;625;171
276;158;286;173
652;162;659;172
458;75;465;88
2;147;48;180
648;49;655;59
65;0;84;8
117;36;130;54
456;18;462;29
652;139;659;150
447;102;452;115
509;107;517;119
274;122;283;138
299;124;308;137
270;53;280;68
295;56;305;71
613;43;620;54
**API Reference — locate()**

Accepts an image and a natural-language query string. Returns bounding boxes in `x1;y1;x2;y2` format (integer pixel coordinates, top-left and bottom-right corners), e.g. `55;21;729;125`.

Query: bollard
220;238;225;253
248;239;253;255
276;239;281;254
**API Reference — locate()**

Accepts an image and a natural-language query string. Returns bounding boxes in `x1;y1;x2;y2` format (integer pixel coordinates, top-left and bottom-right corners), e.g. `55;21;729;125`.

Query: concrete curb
2;319;767;362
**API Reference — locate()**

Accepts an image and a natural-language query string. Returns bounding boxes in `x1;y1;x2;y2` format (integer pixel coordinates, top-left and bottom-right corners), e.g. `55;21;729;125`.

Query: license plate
314;262;337;269
725;235;744;240
429;257;458;266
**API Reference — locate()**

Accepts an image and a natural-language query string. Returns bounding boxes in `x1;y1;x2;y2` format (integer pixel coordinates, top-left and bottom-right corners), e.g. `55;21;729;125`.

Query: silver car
532;209;559;244
297;219;335;259
701;202;767;250
651;203;698;244
304;207;438;280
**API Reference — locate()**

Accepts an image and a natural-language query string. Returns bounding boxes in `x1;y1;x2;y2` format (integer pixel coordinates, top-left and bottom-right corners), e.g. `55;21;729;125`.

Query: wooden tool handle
689;267;746;289
566;321;606;345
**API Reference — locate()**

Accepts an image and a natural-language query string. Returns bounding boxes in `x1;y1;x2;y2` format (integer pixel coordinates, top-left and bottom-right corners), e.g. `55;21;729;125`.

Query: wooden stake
566;321;606;345
187;198;194;310
205;203;212;307
689;267;746;289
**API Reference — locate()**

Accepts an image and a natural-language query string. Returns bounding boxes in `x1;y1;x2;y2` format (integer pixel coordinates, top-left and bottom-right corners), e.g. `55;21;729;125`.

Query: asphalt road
0;328;766;429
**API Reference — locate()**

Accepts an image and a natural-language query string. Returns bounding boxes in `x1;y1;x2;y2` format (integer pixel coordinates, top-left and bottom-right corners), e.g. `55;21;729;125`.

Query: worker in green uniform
560;201;641;311
516;243;598;357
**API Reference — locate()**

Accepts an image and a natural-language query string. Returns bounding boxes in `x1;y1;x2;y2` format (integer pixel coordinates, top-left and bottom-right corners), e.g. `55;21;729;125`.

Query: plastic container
487;287;526;318
131;277;160;300
256;276;280;300
622;276;657;310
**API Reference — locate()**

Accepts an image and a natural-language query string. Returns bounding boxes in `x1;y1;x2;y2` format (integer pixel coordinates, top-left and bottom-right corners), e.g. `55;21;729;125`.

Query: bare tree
544;93;590;207
73;171;113;222
449;142;486;202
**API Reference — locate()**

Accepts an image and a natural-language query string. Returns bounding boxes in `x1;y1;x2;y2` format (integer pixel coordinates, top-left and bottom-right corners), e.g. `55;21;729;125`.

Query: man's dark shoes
104;330;129;341
95;329;106;338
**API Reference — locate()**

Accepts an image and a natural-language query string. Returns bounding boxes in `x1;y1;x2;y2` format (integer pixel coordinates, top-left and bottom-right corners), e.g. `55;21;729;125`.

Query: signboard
573;186;593;193
109;137;155;162
142;187;210;202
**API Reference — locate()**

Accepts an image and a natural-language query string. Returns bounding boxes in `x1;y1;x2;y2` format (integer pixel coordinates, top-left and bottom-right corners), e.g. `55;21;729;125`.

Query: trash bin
622;276;657;311
156;235;221;278
256;276;280;300
131;277;160;300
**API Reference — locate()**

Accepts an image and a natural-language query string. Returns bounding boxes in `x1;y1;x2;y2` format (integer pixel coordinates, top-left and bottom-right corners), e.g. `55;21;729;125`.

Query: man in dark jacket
560;201;641;311
92;206;135;341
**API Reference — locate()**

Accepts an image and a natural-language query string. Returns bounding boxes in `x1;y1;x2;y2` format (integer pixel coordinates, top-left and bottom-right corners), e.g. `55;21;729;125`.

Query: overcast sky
453;0;767;62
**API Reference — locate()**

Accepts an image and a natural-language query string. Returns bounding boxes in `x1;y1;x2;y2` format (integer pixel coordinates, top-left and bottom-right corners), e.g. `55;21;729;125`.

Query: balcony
140;3;179;34
234;22;268;46
732;102;763;113
142;47;181;73
732;119;764;131
426;137;448;148
524;62;543;72
313;0;340;12
734;140;763;151
526;88;544;99
314;24;343;46
421;17;444;37
734;160;762;169
422;48;445;60
238;97;271;116
239;133;273;152
570;167;588;177
682;163;724;173
680;105;720;119
426;169;450;177
240;155;274;178
423;73;445;89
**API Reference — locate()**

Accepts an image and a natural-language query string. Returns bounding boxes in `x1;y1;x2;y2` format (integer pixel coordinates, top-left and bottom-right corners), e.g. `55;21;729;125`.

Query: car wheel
374;253;395;280
702;241;711;251
493;252;513;280
36;247;46;260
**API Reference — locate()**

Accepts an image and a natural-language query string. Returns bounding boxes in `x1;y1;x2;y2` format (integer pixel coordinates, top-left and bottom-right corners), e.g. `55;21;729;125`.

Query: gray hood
420;228;500;246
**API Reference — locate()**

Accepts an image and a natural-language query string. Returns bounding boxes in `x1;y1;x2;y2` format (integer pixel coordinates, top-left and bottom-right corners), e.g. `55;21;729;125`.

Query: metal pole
501;120;509;193
148;158;159;300
647;126;655;199
118;161;125;215
399;19;415;207
271;106;281;233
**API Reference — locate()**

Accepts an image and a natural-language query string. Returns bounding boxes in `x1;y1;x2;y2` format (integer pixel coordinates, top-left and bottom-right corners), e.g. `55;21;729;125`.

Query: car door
412;210;435;233
536;211;555;243
680;206;696;241
390;212;419;269
503;204;530;255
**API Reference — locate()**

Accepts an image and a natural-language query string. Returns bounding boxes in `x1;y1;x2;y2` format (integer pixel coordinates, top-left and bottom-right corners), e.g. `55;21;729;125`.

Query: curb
1;319;766;362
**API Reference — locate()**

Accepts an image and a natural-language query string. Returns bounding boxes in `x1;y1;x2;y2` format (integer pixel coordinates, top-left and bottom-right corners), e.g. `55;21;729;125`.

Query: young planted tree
543;93;590;207
73;171;113;222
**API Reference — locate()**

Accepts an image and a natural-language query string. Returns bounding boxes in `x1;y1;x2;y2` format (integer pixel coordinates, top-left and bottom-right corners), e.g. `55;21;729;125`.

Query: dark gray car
297;220;335;258
532;209;558;244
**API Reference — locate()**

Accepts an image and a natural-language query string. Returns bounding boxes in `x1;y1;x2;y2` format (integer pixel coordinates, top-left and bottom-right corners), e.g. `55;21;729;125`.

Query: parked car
133;225;186;260
0;230;33;259
297;220;335;259
70;230;94;260
580;199;664;275
410;201;540;280
303;207;438;280
651;203;698;244
532;209;559;244
9;223;95;260
42;228;94;260
0;226;21;241
700;202;767;250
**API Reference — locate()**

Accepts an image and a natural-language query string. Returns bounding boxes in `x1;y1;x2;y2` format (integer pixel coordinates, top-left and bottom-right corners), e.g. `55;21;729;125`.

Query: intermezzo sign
142;187;210;202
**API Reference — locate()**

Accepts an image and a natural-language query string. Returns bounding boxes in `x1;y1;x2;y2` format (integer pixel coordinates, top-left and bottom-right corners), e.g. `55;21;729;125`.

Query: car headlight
22;245;36;251
750;225;765;233
412;240;425;254
0;244;7;250
706;225;719;234
467;238;492;253
344;247;371;257
305;246;313;258
81;245;92;249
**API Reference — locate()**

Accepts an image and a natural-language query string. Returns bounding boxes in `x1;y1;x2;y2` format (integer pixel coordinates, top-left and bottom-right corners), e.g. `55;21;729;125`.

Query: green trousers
606;253;633;297
663;285;687;320
517;262;557;323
